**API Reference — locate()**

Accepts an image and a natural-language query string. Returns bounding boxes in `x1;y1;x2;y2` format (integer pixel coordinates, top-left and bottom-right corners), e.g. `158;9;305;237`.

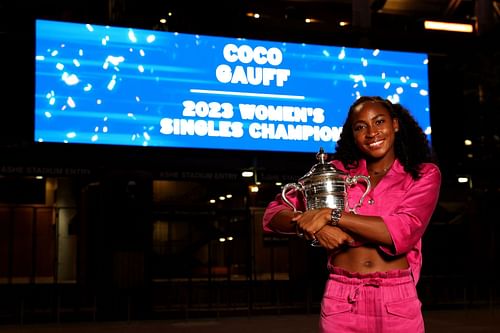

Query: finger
304;233;315;241
305;229;319;240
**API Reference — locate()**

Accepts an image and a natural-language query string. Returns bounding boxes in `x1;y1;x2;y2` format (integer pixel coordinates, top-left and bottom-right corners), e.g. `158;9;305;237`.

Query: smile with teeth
368;139;384;148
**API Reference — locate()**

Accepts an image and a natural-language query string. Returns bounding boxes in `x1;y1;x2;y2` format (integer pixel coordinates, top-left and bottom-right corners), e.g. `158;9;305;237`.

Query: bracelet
329;208;342;227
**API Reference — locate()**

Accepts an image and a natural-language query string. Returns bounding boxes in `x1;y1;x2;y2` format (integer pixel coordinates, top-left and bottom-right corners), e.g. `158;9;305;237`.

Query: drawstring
347;278;383;303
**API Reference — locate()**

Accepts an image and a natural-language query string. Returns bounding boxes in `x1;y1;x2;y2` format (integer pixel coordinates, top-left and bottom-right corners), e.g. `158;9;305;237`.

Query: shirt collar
349;158;405;176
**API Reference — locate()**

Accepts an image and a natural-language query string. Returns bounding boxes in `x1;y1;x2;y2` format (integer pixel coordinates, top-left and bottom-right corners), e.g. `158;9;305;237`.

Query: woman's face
350;101;399;161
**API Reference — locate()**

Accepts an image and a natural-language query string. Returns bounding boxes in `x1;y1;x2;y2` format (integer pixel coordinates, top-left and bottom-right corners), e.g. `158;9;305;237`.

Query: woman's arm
262;189;304;235
263;190;355;251
294;164;441;253
267;209;299;235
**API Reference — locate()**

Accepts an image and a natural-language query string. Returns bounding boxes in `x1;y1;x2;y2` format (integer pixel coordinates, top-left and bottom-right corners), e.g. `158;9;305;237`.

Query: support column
475;0;495;35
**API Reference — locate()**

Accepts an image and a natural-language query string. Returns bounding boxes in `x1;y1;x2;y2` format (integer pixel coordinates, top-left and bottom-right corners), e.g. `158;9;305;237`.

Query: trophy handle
281;183;303;213
345;175;371;214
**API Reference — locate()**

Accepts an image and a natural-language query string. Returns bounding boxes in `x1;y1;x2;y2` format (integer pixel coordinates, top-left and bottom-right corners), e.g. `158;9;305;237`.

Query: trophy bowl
282;147;371;214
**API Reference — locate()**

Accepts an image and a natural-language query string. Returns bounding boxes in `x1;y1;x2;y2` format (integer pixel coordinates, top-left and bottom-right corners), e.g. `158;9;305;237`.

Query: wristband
329;208;342;227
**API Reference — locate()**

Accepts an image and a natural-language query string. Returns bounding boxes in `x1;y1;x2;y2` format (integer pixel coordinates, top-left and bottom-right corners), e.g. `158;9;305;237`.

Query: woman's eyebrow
370;113;387;120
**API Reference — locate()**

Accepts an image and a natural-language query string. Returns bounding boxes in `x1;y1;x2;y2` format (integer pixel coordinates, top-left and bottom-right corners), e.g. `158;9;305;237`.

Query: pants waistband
329;266;412;286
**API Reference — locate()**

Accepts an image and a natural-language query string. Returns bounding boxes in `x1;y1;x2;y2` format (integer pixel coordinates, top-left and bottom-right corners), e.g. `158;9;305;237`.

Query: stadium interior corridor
1;307;500;333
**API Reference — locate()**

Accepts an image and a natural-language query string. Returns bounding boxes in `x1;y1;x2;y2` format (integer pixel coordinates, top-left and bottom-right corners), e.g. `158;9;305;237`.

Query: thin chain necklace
368;160;394;176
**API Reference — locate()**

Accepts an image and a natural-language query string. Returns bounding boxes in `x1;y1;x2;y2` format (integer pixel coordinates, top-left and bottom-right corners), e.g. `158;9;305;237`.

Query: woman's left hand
292;208;331;241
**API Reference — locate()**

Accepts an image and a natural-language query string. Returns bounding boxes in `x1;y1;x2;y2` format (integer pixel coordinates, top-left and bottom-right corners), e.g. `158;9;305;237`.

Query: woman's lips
367;139;384;148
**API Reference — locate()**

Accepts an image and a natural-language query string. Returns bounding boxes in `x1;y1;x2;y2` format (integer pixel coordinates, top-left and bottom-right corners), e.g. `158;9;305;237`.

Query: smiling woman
262;96;441;333
350;99;399;184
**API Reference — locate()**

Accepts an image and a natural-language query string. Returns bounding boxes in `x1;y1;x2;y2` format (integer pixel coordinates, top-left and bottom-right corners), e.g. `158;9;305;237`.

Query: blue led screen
34;19;430;153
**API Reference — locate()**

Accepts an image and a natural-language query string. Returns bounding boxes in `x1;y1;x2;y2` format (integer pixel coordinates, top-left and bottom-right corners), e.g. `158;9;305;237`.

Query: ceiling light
246;12;260;19
424;20;474;33
242;171;254;178
305;18;321;24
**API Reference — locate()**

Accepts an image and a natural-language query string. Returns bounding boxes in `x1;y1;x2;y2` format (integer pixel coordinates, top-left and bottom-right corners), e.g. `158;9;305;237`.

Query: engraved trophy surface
282;147;371;214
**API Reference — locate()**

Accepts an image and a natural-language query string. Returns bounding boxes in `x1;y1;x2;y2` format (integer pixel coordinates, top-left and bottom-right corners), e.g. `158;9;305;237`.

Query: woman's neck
367;158;395;176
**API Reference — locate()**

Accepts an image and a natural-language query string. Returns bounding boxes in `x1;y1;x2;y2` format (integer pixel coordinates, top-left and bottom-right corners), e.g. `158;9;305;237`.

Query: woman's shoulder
331;159;362;173
419;162;441;175
393;160;440;176
331;159;346;171
415;162;441;187
392;160;440;186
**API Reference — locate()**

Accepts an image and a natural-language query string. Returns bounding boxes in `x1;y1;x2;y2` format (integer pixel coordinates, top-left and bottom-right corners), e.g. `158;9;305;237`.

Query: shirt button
368;199;375;205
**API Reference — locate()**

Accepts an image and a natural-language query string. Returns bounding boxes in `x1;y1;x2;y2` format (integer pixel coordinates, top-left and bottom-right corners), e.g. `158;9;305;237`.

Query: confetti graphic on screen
35;20;430;153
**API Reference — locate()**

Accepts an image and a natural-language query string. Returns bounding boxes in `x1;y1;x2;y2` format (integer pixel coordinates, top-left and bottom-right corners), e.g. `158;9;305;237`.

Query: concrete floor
1;307;499;333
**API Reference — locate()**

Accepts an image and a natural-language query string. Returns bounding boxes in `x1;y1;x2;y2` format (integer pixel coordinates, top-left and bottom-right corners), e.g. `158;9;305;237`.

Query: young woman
262;96;441;332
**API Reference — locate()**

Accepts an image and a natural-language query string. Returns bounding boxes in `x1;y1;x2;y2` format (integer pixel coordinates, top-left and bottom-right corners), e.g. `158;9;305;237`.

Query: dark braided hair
333;96;434;180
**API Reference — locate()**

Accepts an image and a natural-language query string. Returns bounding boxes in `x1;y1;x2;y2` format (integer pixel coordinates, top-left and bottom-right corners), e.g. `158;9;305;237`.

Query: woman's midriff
331;245;409;274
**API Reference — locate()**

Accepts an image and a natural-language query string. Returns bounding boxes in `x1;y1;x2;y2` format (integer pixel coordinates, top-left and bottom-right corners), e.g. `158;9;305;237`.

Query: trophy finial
316;147;328;164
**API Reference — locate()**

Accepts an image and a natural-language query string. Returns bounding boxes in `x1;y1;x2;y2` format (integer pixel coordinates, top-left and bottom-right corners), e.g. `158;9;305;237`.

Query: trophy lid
299;147;345;182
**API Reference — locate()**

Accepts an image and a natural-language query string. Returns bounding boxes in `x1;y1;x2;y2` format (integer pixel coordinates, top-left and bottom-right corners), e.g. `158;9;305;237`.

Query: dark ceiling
1;1;498;40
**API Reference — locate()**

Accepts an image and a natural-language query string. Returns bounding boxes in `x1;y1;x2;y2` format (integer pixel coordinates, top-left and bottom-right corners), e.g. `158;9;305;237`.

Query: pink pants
319;267;424;333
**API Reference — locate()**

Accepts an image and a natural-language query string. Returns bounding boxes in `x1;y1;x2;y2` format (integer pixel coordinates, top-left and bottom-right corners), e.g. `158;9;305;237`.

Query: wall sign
35;19;430;153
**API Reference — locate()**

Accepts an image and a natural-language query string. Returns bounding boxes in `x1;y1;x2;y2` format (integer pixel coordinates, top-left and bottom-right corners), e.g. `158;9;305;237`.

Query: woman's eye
375;119;385;125
353;125;364;131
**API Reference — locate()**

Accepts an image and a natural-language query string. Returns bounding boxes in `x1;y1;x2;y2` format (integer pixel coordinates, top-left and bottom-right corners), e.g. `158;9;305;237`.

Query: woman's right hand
292;208;331;240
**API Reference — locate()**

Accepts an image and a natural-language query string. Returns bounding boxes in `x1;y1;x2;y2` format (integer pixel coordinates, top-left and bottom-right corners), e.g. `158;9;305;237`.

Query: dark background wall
0;0;499;323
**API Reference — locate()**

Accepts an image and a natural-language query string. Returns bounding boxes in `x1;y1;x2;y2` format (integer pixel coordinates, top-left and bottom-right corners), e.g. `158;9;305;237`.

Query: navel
362;260;374;268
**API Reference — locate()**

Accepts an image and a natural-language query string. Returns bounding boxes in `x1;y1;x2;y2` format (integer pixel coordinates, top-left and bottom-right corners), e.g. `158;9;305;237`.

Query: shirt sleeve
262;188;306;233
379;164;441;255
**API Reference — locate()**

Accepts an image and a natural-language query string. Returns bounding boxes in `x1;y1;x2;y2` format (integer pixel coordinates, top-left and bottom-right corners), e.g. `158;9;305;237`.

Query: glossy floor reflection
1;307;499;333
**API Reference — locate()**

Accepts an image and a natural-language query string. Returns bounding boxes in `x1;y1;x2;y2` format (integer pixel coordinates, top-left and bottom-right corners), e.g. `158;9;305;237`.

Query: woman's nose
366;125;379;137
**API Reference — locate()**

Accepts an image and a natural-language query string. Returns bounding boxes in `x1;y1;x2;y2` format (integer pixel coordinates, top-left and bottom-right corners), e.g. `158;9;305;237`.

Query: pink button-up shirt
262;159;441;284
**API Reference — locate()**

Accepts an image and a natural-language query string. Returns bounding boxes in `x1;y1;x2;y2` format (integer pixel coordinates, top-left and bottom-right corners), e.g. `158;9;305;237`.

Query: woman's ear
393;118;399;132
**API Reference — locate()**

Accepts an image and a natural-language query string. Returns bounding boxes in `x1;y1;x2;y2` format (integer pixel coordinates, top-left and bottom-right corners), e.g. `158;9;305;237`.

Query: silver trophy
282;147;371;214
